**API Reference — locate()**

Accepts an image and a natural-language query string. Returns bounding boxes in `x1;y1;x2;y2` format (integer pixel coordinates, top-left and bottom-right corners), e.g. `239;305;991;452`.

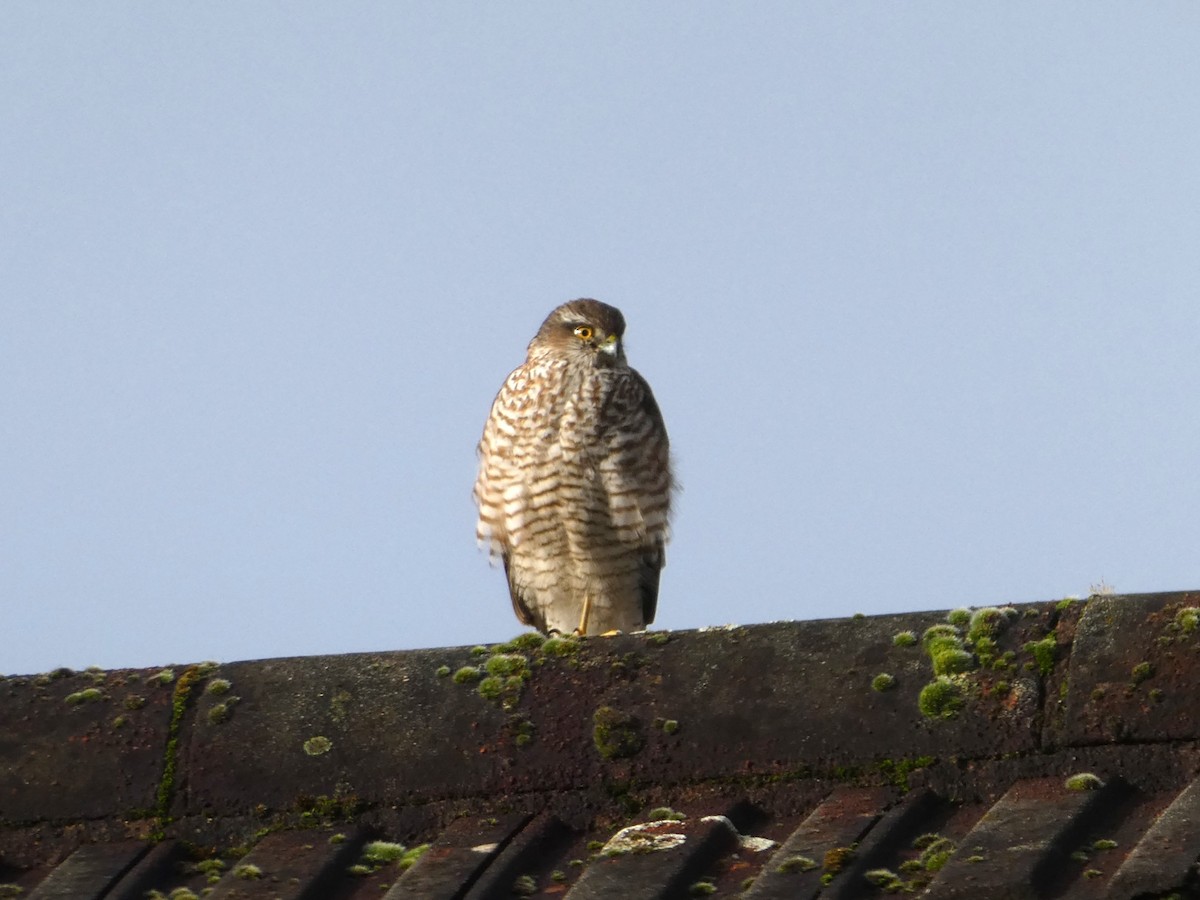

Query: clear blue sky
4;6;1198;676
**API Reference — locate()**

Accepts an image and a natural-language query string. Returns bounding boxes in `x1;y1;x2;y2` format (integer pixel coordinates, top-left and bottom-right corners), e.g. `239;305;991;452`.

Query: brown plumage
473;299;672;635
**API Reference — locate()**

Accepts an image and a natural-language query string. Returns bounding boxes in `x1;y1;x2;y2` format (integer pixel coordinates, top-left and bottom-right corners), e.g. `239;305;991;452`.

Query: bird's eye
573;325;594;341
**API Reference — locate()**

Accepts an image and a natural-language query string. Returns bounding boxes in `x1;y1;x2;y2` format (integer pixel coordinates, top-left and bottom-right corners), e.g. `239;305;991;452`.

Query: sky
3;5;1199;676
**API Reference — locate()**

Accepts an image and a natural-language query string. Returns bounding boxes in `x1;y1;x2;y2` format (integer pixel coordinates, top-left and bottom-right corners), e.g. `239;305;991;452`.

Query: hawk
473;299;672;635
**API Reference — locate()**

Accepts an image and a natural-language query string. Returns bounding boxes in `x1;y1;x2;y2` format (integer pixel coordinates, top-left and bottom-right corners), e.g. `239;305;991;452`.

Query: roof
3;590;1200;898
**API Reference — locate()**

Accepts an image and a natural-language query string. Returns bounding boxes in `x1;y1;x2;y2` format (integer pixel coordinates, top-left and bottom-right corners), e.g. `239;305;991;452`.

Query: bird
473;299;672;636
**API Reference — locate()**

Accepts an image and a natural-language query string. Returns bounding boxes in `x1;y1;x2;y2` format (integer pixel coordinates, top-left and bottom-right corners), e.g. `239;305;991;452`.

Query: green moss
922;624;960;645
1024;635;1057;676
512;874;537;896
932;649;976;676
1056;596;1078;611
1092;839;1117;850
872;673;896;692
153;665;205;835
918;837;955;871
1065;772;1104;791
918;677;964;719
864;868;904;890
65;688;103;705
124;694;147;710
593;706;644;759
401;845;430;870
232;864;262;880
435;665;451;678
966;607;1007;643
647;807;685;821
452;666;482;684
510;715;535;747
1176;607;1199;634
877;756;935;791
688;882;716;896
303;735;333;756
647;632;671;646
485;653;529;678
662;718;680;734
496;632;546;652
0;887;22;898
207;702;233;725
1130;661;1153;684
477;676;504;700
362;841;407;864
946;608;971;627
542;636;581;656
824;846;856;873
149;668;175;686
892;630;917;647
470;645;490;656
1083;869;1102;878
776;855;818;873
206;678;231;696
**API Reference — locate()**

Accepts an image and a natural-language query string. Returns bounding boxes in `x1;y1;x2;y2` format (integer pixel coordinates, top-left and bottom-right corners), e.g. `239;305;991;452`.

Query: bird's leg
576;593;592;636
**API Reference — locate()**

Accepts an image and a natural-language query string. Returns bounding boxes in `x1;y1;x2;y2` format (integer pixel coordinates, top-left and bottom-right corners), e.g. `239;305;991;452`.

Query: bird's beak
598;334;620;356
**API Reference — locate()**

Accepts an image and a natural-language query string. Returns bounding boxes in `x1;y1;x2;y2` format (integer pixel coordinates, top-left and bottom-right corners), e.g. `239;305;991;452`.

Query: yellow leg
577;594;592;636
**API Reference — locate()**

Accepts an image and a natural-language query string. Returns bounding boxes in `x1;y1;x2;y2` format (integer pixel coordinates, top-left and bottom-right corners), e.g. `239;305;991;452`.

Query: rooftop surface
2;590;1199;898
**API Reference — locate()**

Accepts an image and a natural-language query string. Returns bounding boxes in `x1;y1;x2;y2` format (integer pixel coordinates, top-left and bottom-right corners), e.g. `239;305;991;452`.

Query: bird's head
529;298;628;367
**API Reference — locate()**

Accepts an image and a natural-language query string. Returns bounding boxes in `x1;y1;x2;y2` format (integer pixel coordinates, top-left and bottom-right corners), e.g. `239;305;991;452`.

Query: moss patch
593;706;644;759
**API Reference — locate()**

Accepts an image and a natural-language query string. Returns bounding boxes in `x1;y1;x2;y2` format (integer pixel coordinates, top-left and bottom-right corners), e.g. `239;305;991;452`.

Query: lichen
303;735;332;756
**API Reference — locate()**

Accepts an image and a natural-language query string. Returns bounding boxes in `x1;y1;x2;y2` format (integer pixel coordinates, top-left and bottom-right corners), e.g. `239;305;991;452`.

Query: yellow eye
573;325;594;341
